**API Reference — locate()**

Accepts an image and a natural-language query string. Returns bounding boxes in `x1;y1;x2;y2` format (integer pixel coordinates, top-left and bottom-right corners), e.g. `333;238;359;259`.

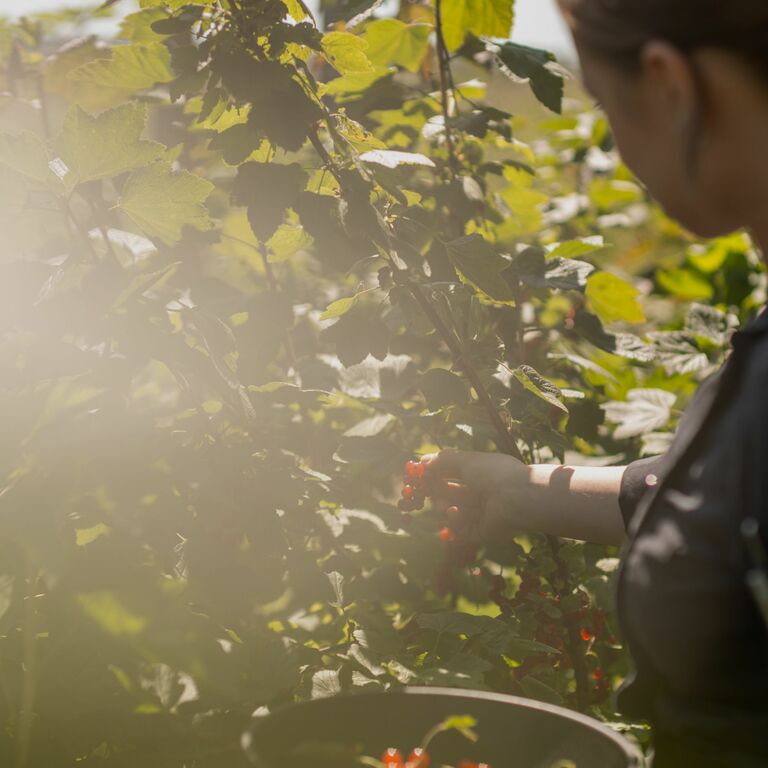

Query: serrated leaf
586;272;645;325
602;388;676;440
647;331;709;375
55;103;165;189
641;431;674;457
495;41;564;113
612;332;657;362
0;131;56;186
686;303;735;345
359;149;435;169
446;234;516;304
119;162;214;243
232;162;308;241
362;19;431;72
68;42;174;91
442;0;514;53
513;364;568;413
322;31;373;74
311;669;341;699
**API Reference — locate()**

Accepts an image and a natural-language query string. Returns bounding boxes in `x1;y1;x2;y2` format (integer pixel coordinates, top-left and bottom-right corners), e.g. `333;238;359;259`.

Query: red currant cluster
382;748;489;768
399;460;427;513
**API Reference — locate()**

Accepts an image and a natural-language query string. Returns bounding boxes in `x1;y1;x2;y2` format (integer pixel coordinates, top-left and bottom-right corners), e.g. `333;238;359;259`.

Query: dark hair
558;0;768;79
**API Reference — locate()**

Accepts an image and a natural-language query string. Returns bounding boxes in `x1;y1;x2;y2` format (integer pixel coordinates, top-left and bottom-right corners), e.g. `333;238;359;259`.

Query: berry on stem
382;747;404;767
439;526;456;542
402;484;415;500
407;747;430;767
405;460;425;480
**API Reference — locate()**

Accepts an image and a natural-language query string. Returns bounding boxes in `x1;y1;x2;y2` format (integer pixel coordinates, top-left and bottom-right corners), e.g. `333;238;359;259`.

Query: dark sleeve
619;455;668;532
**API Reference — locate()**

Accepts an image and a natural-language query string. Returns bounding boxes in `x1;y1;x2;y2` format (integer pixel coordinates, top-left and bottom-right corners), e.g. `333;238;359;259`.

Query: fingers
427;478;478;506
422;449;473;481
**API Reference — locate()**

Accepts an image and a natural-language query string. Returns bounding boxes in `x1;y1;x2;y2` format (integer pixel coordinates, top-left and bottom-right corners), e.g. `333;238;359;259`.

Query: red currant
405;460;425;480
402;484;415;500
580;627;594;642
407;747;430;767
439;526;456;542
382;747;404;767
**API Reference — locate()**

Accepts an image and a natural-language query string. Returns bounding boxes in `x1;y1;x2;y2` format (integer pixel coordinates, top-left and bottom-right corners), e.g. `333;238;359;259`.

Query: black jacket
616;310;768;767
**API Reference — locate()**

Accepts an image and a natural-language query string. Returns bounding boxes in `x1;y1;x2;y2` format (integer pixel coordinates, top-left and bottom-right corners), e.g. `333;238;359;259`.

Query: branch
433;0;460;175
404;279;523;462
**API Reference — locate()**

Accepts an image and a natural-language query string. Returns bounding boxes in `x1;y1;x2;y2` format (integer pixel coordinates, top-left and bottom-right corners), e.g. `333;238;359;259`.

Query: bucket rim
250;685;646;765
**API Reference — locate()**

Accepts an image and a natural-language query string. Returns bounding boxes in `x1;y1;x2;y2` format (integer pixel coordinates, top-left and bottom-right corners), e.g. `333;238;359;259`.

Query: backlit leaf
68;42;174;91
362;19;431;72
586;272;645;325
442;0;514;53
54;103;165;189
322;31;373;74
359;149;435;169
119;161;214;243
78;591;147;636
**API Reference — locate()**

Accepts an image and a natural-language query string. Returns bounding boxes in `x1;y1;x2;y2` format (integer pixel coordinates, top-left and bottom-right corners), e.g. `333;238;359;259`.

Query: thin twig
433;0;460;175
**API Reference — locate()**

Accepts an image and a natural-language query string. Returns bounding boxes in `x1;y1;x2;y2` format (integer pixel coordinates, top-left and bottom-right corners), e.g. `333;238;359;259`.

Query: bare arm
524;465;627;546
424;451;628;547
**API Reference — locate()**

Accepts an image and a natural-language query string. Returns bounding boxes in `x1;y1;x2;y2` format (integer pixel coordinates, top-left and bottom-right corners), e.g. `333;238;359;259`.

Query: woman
423;2;768;765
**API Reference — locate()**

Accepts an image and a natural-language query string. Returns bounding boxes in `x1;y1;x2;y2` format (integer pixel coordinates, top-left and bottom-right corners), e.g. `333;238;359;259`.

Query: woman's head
557;0;768;239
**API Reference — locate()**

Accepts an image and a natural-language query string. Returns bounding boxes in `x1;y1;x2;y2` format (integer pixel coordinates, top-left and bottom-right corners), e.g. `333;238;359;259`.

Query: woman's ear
639;40;700;129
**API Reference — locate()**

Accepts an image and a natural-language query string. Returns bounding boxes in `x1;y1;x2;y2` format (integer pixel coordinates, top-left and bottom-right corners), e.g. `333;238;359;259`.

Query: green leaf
119;9;168;42
266;222;313;262
513;365;568;413
362;19;431;72
442;0;514;53
232;162;308;242
657;267;714;301
320;290;370;321
77;591;147;636
311;669;341;699
602;389;677;440
419;368;469;410
585;272;645;325
0;130;56;187
546;236;605;260
322;68;392;102
321;31;373;74
75;523;111;547
495;41;564;114
54;103;165;189
446;234;516;304
68;42;174;91
647;331;709;376
119;162;214;243
358;149;435;169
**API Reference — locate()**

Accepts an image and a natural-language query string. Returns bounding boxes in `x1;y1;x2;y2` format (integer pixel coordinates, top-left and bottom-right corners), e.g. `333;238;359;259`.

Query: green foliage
0;1;763;766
